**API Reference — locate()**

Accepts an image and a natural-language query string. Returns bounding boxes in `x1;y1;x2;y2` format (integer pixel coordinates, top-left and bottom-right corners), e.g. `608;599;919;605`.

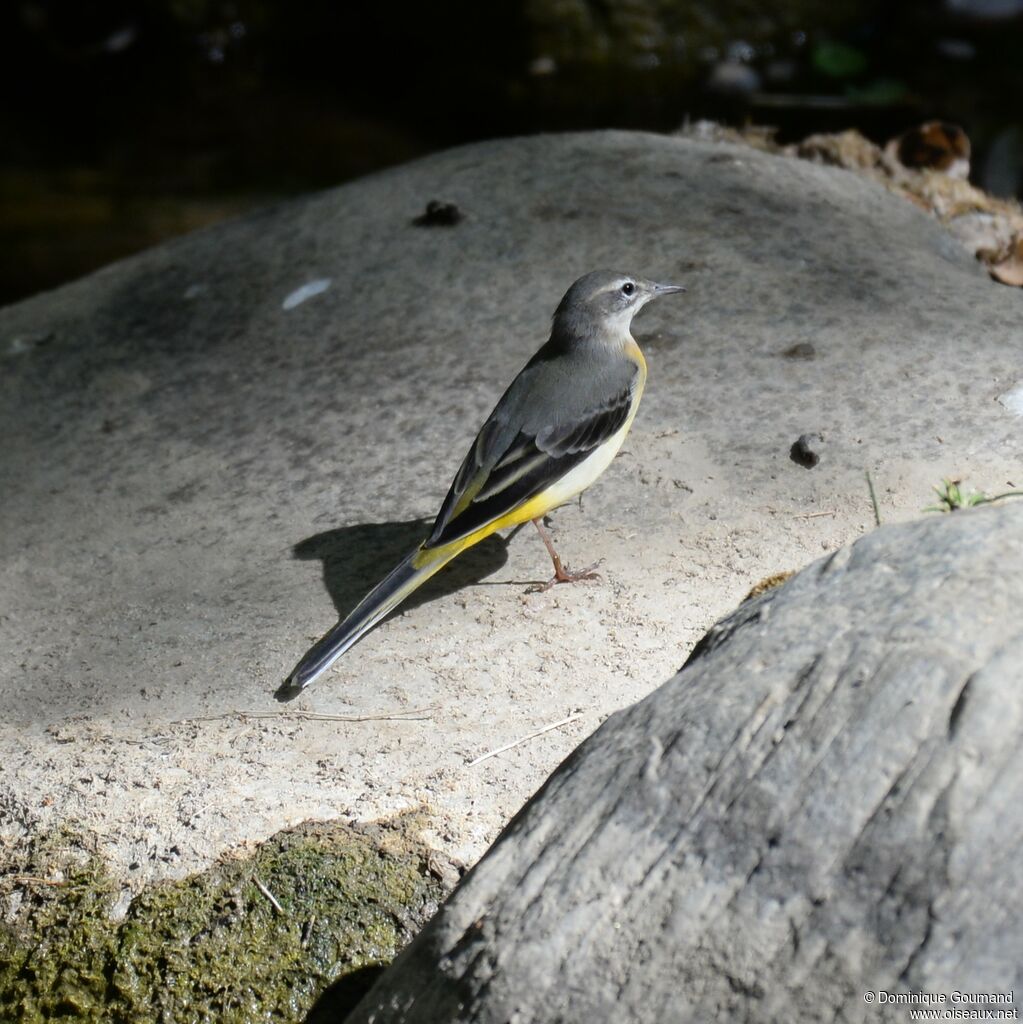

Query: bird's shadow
293;516;515;621
277;517;520;699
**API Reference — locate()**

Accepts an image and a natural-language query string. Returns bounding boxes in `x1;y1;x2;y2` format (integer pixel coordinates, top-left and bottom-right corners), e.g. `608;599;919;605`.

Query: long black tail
277;544;458;698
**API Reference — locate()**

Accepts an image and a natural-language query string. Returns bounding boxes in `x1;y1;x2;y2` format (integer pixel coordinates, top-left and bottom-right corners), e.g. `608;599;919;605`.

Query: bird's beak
651;282;686;295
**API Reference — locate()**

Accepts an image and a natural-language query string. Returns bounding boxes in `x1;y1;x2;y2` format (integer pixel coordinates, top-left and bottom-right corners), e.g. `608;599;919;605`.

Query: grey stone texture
347;504;1023;1023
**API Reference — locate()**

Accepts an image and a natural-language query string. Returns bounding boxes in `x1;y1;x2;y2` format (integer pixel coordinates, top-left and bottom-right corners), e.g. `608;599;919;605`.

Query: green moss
0;816;452;1023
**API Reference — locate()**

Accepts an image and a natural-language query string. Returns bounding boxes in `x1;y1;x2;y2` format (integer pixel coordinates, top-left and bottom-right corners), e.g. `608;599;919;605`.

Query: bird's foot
529;559;604;593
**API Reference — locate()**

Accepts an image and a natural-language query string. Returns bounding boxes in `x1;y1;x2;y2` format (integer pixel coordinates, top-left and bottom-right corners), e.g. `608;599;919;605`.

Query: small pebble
413;200;463;227
782;342;816;360
790;432;824;469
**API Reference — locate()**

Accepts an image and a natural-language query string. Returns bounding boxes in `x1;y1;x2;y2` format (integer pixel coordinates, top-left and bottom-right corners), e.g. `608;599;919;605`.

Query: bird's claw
528;559;604;593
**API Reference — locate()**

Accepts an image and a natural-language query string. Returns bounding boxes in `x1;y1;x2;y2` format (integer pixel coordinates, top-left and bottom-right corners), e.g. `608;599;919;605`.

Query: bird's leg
530;518;602;592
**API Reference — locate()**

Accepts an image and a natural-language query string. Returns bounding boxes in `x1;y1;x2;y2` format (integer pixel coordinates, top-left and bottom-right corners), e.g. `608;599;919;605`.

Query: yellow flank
624;339;648;403
411;491;552;570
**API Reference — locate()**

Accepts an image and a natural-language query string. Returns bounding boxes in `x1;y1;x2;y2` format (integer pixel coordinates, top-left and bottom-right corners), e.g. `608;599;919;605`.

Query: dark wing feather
425;383;635;549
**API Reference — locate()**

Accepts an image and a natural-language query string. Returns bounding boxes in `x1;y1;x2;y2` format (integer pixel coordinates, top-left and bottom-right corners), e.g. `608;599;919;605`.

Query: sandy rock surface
1;130;1019;886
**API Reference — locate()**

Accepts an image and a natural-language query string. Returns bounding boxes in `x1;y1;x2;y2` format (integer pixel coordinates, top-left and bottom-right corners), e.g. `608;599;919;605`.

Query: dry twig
174;706;437;725
252;875;285;915
7;874;67;888
467;713;583;767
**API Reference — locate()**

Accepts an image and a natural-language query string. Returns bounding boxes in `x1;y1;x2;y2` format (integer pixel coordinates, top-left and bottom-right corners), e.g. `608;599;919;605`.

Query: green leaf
812;41;868;79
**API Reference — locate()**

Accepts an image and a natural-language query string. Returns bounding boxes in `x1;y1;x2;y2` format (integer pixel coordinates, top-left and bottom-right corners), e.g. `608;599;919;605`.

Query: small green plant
925;478;1023;513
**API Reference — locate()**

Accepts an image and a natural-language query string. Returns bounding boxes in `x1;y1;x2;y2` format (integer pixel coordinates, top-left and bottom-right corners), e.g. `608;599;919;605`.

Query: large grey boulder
0;130;1020;884
345;503;1023;1024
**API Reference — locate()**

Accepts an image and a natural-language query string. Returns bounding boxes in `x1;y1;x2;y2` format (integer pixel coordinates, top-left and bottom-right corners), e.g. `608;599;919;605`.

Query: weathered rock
0;130;1020;888
345;503;1023;1024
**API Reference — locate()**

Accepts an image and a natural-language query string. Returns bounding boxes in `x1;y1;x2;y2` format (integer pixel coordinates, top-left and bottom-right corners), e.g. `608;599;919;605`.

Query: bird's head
552;269;685;343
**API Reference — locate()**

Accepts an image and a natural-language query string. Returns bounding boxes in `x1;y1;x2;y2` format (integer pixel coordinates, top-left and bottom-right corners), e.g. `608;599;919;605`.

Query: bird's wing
425;365;638;549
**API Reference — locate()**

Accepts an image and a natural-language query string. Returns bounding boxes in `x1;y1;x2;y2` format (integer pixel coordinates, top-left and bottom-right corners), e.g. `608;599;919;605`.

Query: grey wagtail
281;270;684;695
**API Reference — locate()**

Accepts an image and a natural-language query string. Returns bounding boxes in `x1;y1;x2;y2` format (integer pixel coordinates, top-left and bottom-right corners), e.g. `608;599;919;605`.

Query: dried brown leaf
989;236;1023;287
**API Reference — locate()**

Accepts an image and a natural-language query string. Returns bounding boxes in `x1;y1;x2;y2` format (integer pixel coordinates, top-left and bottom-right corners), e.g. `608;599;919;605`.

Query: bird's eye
621;282;635;296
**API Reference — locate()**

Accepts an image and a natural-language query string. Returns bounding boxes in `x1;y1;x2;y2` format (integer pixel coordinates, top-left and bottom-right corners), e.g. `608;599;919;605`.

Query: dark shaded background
2;0;1022;306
